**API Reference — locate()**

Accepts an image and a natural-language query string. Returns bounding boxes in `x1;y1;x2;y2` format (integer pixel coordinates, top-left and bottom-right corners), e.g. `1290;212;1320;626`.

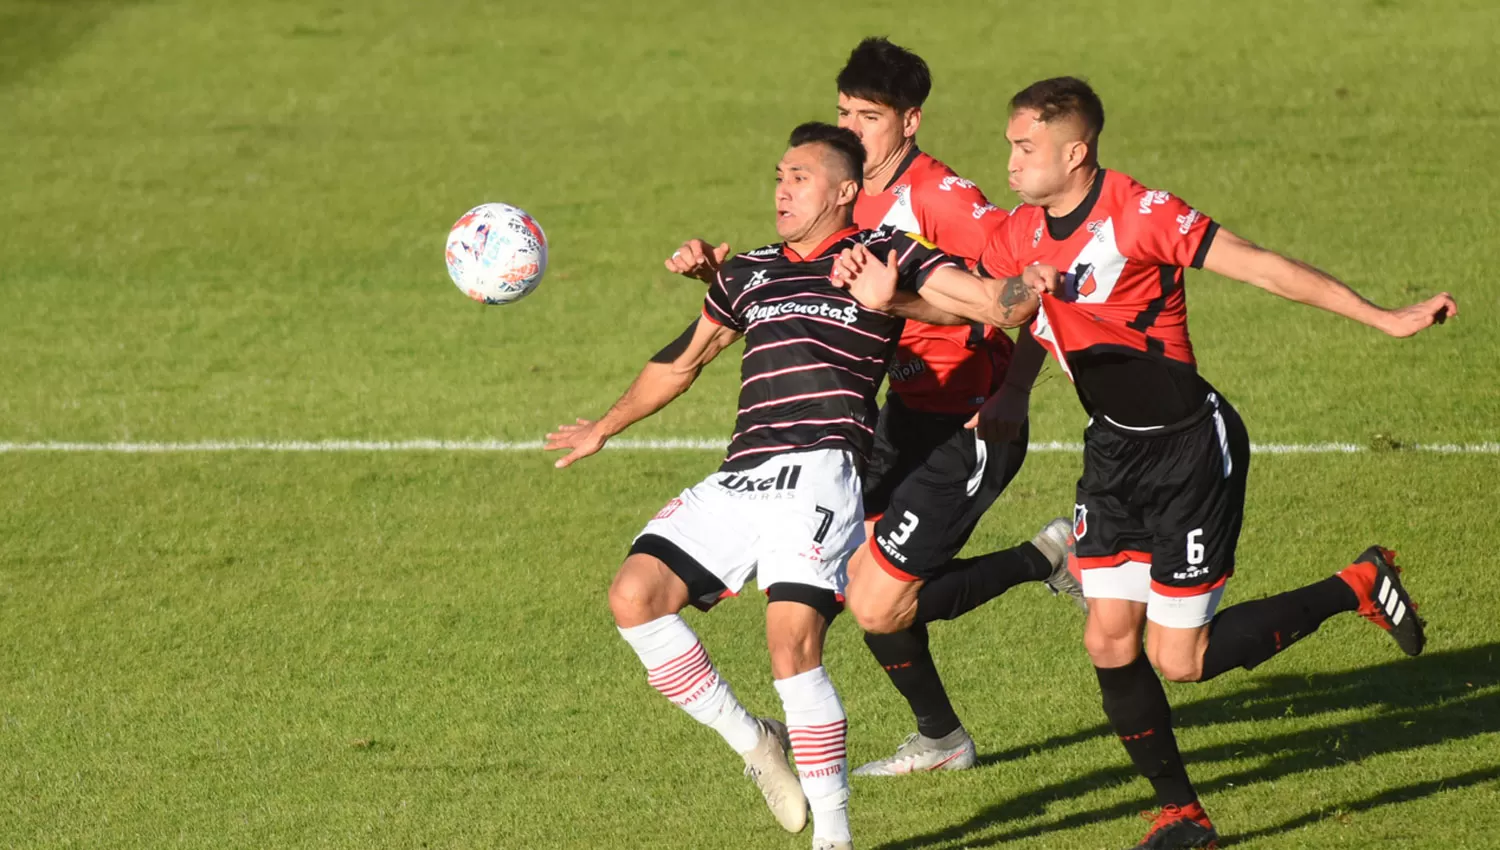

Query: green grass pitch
2;0;1498;847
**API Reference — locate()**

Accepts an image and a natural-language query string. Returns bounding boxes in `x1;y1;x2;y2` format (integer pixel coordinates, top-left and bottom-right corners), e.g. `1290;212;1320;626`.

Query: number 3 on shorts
1186;528;1204;566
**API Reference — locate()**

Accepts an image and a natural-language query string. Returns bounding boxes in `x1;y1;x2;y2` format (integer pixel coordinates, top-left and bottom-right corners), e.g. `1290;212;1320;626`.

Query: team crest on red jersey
1073;503;1089;540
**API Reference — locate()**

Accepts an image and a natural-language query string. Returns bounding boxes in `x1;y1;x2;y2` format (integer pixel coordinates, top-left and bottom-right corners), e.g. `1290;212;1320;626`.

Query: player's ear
1063;139;1089;170
902;107;922;139
836;178;860;206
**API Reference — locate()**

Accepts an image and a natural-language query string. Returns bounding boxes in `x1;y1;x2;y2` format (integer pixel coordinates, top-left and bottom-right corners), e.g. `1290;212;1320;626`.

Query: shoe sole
1362;547;1425;657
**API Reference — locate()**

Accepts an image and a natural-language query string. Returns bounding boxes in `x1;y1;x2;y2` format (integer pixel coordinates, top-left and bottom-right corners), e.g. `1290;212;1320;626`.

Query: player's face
775;144;854;243
836;94;918;176
1006;108;1070;205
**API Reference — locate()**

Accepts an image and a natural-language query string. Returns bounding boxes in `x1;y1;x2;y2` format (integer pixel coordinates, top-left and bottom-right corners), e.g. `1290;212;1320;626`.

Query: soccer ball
444;203;548;305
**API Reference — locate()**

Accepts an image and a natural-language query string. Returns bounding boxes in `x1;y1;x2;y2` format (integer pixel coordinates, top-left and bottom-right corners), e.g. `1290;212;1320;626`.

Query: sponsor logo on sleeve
1138;190;1172;215
1176;209;1201;235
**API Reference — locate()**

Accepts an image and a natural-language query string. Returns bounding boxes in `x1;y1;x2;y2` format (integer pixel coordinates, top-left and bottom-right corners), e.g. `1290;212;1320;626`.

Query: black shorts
1071;391;1250;615
865;395;1029;582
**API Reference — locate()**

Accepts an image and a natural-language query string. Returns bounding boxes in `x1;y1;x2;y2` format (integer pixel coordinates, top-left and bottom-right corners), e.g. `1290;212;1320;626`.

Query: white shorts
632;449;864;607
1081;559;1226;629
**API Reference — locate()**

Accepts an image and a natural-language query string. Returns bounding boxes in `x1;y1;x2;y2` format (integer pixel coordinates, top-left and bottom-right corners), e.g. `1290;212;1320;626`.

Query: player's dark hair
1009;76;1106;144
836;36;931;112
788;122;866;187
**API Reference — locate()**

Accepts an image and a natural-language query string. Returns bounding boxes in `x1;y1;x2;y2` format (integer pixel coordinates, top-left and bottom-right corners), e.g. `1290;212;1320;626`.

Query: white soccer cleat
1034;517;1086;612
743;718;808;832
851;730;977;776
812;839;854;850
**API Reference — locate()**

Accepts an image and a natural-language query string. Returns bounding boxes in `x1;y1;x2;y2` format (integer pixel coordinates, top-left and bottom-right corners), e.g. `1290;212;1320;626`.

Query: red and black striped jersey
854;148;1012;415
702;226;959;471
978;169;1220;426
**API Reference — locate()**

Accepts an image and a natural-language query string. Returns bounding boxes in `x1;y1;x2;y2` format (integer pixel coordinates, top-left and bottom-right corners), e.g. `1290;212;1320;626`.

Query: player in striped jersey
547;122;1038;850
666;37;1082;778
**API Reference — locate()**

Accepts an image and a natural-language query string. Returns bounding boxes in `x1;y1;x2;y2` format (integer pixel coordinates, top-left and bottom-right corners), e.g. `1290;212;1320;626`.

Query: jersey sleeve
912;175;1005;263
889;230;963;292
1115;187;1220;269
702;268;744;332
975;216;1023;279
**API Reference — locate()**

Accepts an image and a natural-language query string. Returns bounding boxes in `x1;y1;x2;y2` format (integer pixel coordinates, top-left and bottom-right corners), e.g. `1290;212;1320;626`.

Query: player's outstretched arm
1202;228;1458;338
663;238;732;283
830;243;1044;328
545;318;741;468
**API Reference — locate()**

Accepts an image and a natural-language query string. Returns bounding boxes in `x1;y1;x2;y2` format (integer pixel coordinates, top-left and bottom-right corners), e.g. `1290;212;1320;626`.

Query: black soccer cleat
1131;802;1220;849
1337;546;1425;656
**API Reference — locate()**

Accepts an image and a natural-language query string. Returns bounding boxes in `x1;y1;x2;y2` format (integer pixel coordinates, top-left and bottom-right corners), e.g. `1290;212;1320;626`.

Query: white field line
0;439;1496;454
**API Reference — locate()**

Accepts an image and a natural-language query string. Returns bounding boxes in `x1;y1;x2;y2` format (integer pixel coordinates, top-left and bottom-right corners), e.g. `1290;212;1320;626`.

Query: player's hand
1022;264;1062;295
965;387;1029;443
664;239;731;283
545;418;608;469
830;243;900;311
1380;292;1458;338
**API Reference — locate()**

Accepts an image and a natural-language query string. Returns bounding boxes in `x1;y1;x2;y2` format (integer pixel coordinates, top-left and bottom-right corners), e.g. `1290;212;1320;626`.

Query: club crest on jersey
1073;503;1089;540
904;232;937;250
1063;262;1097;299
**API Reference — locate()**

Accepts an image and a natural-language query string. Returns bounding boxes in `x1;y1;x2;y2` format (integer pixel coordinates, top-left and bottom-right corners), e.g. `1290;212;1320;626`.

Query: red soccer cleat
1131;801;1219;849
1337;546;1426;656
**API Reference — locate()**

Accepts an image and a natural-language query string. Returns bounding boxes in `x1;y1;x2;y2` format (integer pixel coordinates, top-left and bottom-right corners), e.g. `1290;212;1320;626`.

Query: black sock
1199;575;1358;681
914;542;1052;624
1095;654;1196;807
863;623;961;740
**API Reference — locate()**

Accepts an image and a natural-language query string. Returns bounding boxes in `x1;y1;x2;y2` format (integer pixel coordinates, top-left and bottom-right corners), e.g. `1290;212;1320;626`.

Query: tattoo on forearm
649;319;699;363
999;277;1030;309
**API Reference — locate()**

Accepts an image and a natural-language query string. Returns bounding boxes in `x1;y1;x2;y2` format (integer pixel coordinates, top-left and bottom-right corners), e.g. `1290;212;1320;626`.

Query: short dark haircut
788;122;866;187
1009;76;1106;144
836;36;931;112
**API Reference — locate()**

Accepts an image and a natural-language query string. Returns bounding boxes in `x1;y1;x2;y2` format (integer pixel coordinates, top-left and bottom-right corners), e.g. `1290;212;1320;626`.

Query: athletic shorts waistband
1092;392;1226;439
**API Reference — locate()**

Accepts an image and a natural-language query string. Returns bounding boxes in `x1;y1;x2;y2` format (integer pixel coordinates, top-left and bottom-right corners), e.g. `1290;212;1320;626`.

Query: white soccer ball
444;203;548;305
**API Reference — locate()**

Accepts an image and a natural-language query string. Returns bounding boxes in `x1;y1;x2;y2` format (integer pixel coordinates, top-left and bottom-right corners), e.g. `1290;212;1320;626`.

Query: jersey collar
865;145;923;197
783;226;861;262
1045;168;1107;242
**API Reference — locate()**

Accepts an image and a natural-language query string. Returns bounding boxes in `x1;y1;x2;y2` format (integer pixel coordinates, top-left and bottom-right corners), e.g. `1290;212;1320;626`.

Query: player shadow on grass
871;642;1500;849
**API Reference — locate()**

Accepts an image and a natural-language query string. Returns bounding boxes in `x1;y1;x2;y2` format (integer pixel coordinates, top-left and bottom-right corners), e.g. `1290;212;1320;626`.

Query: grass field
2;0;1499;847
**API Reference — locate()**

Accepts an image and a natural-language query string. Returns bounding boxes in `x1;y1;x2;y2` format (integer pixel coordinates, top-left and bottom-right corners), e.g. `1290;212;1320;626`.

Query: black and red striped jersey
702;225;959;471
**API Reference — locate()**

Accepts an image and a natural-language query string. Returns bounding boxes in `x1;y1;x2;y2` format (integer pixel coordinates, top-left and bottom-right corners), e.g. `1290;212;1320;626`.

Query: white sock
774;666;851;843
618;614;762;754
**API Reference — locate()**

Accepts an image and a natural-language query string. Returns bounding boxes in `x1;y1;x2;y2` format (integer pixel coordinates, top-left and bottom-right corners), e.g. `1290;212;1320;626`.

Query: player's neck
1044;164;1101;218
785;215;856;259
863;139;917;195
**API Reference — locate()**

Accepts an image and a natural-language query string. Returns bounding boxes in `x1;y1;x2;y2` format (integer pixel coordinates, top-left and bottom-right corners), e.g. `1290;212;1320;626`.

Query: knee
1083;625;1140;669
608;564;662;627
1149;648;1205;683
848;595;909;634
767;629;823;679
